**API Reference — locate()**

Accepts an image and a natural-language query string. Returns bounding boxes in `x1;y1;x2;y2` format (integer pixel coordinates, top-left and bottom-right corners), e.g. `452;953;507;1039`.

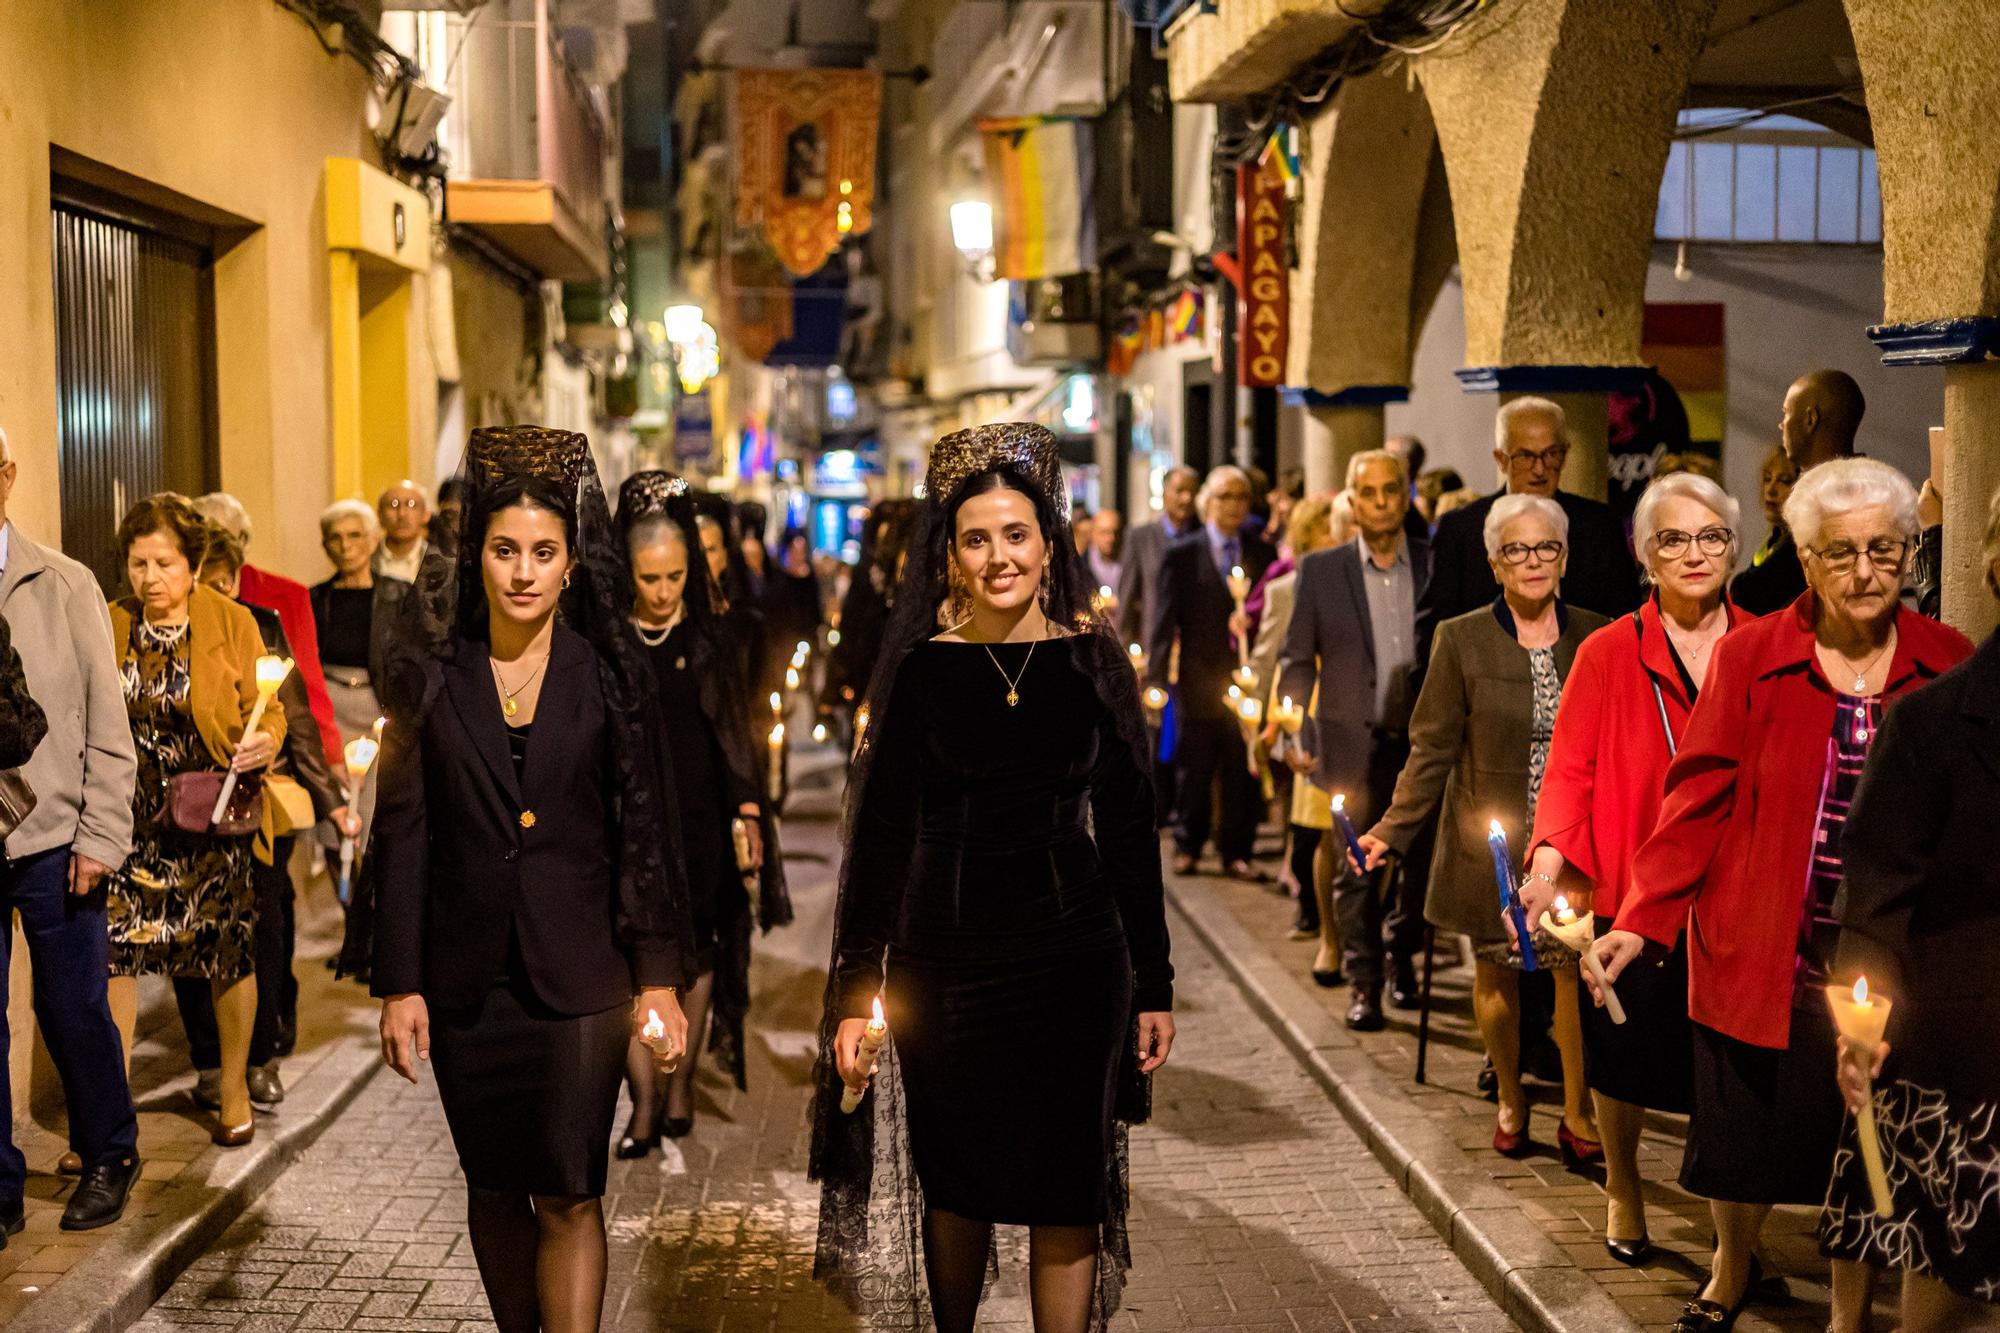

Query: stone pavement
1173;867;1904;1333
125;766;1518;1333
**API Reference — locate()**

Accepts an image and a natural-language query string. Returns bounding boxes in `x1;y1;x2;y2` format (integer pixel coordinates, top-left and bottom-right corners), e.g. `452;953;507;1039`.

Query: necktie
1221;537;1239;577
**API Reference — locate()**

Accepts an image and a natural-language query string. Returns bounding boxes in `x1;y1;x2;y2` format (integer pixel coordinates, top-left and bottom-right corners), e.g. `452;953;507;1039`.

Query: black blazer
1277;535;1432;798
1145;528;1277;720
1417;489;1640;664
370;624;678;1013
1730;526;1807;617
1837;630;2000;1103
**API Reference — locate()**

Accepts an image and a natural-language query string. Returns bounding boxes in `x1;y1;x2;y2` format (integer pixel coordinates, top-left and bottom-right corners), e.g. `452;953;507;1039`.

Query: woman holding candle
1814;484;2000;1329
612;472;791;1154
369;428;694;1333
813;423;1174;1333
1520;473;1754;1264
1353;494;1606;1162
103;493;284;1146
1593;458;1972;1332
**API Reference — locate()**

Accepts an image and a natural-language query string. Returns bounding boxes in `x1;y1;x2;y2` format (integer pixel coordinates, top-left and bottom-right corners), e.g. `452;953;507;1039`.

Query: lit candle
795;639;811;661
827;628;842;647
336;734;380;906
1095;584;1117;616
853;703;871;749
642;1008;666;1044
1236;695;1263;724
841;995;889;1113
1127;642;1147;673
812;722;828;743
212;655;292;825
1143;685;1168;715
1330;794;1368;877
786;665;802;692
1232;663;1257;691
769;690;783;716
1487;819;1538;971
1226;564;1252;674
1826;976;1896;1217
1274;695;1305;734
1540;896;1624;1024
767;721;785;801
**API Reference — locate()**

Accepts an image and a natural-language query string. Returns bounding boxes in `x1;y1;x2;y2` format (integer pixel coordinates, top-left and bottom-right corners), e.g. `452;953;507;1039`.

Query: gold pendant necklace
491;651;550;718
982;638;1037;707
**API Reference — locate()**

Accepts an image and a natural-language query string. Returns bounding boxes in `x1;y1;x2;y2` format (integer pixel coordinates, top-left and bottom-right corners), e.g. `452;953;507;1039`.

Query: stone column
1538;391;1610;502
1941;364;2000;637
1291;388;1406;494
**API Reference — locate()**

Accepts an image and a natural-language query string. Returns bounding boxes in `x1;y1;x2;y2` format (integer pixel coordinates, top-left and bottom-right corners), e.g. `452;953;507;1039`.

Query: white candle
1236;695;1263;724
1826;977;1896;1217
1275;695;1304;734
212;655;292;825
1540;896;1625;1025
767;721;785;801
841;995;889;1113
1143;685;1167;714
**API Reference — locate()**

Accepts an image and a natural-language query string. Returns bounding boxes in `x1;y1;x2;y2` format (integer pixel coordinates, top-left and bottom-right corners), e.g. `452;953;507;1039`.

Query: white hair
1494;396;1567;452
1195;465;1251;515
1483;493;1569;559
1631;472;1741;583
1344;449;1408;492
319;498;380;540
1783;457;1920;551
195;492;253;545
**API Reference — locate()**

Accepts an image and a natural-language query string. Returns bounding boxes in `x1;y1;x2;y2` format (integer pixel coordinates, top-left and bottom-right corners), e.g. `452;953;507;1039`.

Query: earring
562;570;573;590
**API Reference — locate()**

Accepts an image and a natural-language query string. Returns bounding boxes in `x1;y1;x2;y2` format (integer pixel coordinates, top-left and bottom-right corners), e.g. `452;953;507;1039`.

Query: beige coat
1368;602;1605;944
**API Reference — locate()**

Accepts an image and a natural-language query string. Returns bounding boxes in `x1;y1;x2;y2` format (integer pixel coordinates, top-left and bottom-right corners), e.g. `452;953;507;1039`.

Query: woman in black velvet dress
614;472;792;1154
811;423;1175;1333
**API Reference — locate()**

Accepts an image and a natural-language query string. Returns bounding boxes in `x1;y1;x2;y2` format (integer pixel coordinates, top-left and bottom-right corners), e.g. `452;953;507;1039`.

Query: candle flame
642;1008;665;1041
1331;793;1346;813
1488;818;1505;837
1128;642;1143;658
785;667;802;690
827;629;842;646
344;737;379;775
768;722;785;747
870;995;885;1027
769;691;783;713
255;655;293;692
1854;976;1869;1005
812;723;828;743
1553;895;1569;913
796;640;811;658
1099;585;1114;599
1281;695;1293;712
1230;564;1244;580
372;715;387;738
1237;697;1261;721
1226;684;1242;701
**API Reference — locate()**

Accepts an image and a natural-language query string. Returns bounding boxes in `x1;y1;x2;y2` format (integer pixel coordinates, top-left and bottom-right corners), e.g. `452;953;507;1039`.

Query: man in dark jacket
1732;370;1861;614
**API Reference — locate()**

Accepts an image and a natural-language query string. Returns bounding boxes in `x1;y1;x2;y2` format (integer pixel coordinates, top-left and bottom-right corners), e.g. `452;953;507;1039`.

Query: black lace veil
808;423;1155;1329
371;427;694;981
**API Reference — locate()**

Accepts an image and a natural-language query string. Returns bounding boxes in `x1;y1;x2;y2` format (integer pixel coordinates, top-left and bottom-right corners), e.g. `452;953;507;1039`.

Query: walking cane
1415;923;1437;1085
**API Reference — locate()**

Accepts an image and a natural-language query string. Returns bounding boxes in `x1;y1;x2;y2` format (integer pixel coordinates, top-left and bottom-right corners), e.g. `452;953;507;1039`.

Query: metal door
51;196;217;592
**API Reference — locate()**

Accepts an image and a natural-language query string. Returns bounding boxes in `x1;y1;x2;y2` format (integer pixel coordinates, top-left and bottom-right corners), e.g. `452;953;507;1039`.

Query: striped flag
978;116;1096;280
1259;125;1300;185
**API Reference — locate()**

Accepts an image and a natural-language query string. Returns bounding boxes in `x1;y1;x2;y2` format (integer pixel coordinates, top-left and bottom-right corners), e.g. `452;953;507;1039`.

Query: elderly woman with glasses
1518;473;1756;1266
1356;494;1607;1163
1595;458;1973;1333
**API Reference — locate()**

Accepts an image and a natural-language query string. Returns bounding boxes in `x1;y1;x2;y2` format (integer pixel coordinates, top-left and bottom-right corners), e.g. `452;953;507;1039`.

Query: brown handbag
165;771;263;837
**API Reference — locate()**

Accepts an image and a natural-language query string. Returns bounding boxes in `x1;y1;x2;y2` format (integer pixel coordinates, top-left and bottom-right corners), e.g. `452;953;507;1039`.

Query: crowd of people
0;360;1994;1333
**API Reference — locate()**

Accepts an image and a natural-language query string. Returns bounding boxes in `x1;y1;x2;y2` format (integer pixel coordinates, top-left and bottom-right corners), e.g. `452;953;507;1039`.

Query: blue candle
1487;818;1538;971
1331;793;1369;877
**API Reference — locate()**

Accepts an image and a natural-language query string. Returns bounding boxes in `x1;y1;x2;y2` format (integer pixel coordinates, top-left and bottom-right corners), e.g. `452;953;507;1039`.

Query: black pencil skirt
430;982;631;1197
1579;918;1693;1114
1681;993;1844;1206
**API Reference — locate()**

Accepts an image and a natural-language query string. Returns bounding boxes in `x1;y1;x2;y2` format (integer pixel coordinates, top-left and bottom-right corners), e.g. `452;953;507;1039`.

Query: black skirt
1579;918;1692;1114
1682;993;1844;1205
430;982;630;1196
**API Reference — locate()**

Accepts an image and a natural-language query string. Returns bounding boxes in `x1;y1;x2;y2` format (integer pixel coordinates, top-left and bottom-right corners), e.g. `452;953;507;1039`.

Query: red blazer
238;564;344;770
1615;593;1972;1049
1529;597;1756;918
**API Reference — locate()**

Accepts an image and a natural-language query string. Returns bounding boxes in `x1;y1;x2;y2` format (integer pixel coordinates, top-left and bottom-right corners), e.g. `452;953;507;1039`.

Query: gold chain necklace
982;639;1037;707
490;651;551;718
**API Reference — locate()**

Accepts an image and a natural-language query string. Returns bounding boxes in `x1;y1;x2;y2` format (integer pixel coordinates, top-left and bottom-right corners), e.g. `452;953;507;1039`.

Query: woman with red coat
1522;473;1754;1267
1595;458;1973;1333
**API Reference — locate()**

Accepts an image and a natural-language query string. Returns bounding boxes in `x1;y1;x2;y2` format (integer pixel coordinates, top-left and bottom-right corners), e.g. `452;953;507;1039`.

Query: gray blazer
0;523;137;868
1276;536;1432;801
1114;518;1181;647
1368;601;1605;943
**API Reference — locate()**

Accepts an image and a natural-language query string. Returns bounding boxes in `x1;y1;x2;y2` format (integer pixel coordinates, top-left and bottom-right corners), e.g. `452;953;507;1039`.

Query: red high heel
1493;1108;1531;1157
1559;1121;1604;1169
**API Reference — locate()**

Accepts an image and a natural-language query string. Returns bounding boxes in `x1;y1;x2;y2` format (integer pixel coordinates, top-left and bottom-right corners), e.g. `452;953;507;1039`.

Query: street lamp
950;199;994;280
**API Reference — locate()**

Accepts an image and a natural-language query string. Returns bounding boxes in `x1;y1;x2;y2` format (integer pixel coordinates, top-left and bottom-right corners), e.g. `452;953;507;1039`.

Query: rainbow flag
1169;288;1202;340
978;116;1096;280
1259;125;1300;185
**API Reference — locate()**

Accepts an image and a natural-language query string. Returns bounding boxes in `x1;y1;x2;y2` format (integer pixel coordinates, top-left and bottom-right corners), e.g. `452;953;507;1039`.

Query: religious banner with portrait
731;68;881;277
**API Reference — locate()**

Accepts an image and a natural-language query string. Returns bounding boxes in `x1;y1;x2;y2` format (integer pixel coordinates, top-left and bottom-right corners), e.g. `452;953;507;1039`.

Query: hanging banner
732;69;881;277
978;116;1096;280
1235;159;1289;387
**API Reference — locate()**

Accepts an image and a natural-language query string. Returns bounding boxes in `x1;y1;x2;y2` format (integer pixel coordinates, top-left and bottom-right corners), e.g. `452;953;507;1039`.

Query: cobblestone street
125;766;1514;1333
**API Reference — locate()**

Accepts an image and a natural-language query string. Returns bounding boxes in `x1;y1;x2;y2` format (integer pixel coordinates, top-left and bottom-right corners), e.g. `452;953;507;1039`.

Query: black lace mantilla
807;426;1155;1329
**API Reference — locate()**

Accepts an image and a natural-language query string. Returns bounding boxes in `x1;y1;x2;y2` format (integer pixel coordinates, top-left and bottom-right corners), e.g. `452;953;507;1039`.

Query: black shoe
1291;901;1320;937
614;1135;657;1160
662;1117;695;1140
1605;1233;1651;1266
1310;967;1344;988
61;1156;139;1231
0;1198;22;1248
1388;956;1420;1009
1671;1259;1760;1331
1345;985;1385;1032
247;1063;285;1108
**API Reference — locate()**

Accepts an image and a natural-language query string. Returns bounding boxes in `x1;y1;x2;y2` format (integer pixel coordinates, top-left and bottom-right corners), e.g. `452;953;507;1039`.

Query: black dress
831;637;1173;1225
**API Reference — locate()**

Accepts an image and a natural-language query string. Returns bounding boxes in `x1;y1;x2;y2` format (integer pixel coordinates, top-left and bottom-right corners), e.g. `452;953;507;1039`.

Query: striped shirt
1797;692;1880;987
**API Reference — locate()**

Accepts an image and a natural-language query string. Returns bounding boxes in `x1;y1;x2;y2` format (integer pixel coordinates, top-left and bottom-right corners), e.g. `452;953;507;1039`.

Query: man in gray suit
1114;465;1199;648
1278;450;1431;1031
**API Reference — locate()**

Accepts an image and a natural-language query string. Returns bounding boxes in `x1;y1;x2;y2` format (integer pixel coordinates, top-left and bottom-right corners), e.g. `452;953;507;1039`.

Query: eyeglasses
1651;527;1733;558
1804;538;1909;575
1503;447;1568;474
382;497;426;511
1497;541;1565;566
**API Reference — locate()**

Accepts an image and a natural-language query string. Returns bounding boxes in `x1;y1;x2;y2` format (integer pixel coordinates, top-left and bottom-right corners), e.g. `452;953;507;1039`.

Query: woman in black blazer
370;427;694;1333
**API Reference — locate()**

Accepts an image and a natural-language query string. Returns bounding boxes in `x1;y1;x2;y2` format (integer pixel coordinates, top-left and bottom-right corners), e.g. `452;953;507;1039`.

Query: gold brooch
519;810;537;829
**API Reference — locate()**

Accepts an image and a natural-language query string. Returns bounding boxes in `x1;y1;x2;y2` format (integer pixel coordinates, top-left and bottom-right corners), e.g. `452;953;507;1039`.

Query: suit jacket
1115;516;1191;647
1277;535;1434;799
1836;629;2000;1101
1145;528;1277;720
1729;526;1807;616
1418;489;1639;664
239;565;343;767
370;625;679;1013
1370;600;1607;943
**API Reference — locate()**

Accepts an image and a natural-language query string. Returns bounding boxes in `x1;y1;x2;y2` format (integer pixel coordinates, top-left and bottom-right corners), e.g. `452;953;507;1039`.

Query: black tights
465;1188;606;1333
922;1207;1099;1333
622;973;714;1139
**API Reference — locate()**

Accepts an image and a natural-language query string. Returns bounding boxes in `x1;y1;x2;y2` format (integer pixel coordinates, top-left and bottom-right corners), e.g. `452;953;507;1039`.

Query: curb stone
10;1036;383;1333
1164;880;1643;1333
